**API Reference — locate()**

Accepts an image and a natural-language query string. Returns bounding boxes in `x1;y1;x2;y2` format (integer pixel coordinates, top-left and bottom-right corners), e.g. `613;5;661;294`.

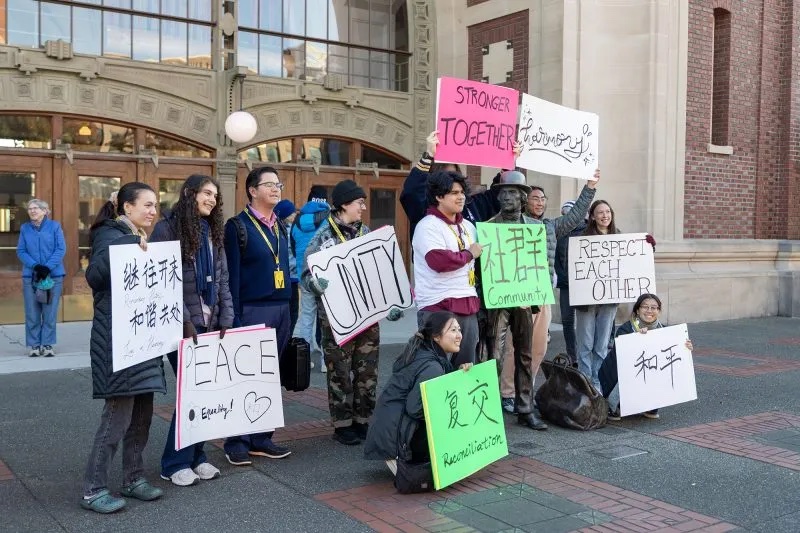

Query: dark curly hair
426;170;470;207
171;175;225;261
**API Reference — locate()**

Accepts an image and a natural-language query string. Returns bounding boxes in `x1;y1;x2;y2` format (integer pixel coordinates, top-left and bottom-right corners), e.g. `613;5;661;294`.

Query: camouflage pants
488;307;534;414
318;310;380;427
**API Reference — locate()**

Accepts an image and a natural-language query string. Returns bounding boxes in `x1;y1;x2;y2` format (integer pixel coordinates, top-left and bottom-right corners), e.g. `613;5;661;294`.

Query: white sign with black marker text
615;324;697;416
515;93;600;180
175;325;285;450
110;241;183;372
306;226;413;346
568;233;656;306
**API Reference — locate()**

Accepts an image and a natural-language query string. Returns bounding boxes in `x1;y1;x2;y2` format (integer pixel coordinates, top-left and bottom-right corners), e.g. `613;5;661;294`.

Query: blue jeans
161;328;208;477
292;284;323;361
575;304;618;394
224;302;290;456
22;276;62;348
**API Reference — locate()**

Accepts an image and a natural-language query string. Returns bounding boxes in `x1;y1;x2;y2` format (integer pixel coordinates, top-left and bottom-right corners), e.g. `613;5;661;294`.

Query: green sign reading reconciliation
476;222;555;309
420;359;509;490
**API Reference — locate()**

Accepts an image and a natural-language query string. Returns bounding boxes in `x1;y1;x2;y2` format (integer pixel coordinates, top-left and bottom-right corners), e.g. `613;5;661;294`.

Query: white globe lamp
224;111;257;143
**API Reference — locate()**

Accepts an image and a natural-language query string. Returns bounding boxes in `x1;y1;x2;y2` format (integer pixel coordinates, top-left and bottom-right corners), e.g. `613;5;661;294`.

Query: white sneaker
385;459;397;476
161;468;199;486
321;365;327;374
193;462;221;480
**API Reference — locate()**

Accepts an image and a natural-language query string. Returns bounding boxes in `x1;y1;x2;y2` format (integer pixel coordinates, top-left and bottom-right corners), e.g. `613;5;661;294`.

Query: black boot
351;422;369;440
333;426;361;445
518;412;548;431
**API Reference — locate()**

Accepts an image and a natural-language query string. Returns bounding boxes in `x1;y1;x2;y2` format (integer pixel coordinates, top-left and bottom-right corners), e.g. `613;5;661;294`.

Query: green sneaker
80;489;126;514
120;478;163;501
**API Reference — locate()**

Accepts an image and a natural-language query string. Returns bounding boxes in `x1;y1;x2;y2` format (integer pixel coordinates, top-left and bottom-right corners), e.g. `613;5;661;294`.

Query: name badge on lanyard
274;270;285;289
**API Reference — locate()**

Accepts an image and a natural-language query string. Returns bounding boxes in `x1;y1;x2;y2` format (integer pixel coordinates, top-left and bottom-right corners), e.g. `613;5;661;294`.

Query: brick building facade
684;0;800;239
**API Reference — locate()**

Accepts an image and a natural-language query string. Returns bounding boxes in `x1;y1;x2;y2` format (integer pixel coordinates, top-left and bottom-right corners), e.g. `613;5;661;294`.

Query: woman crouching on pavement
150;174;233;487
81;182;165;513
600;293;693;420
364;311;472;476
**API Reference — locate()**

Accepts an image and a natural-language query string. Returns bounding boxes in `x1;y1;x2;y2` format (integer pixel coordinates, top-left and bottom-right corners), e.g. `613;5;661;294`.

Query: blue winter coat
291;200;330;272
17;217;66;278
86;220;166;399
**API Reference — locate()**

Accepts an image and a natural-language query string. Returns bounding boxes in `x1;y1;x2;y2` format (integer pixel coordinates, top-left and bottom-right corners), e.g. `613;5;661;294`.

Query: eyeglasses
256;181;284;190
352;199;367;208
529;195;547;202
640;305;660;312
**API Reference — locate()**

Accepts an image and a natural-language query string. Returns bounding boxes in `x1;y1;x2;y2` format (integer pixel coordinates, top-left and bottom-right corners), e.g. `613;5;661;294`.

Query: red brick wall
465;10;529;182
789;2;800;239
684;0;796;239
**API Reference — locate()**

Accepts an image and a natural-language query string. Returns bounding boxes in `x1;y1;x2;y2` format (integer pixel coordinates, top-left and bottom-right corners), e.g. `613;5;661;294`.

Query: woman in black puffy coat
81;182;166;514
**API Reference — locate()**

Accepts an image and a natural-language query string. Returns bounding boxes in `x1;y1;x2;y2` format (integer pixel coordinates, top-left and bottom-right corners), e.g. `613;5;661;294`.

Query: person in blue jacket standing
17;198;66;357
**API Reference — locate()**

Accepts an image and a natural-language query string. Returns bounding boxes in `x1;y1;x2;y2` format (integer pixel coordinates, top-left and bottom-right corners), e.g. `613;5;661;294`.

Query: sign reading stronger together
476;222;555;309
306;226;413;346
175;325;285;450
421;359;509;490
435;76;519;169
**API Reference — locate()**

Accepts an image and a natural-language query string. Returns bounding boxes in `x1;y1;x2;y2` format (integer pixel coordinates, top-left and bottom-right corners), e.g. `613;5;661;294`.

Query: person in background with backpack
275;199;298;334
291;186;330;372
222;166;292;466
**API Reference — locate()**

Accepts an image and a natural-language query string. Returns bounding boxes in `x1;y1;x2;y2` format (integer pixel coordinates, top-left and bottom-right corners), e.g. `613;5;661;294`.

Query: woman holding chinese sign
302;179;403;446
574;200;620;395
364;311;472;478
600;293;693;420
81;182;166;514
150;175;233;487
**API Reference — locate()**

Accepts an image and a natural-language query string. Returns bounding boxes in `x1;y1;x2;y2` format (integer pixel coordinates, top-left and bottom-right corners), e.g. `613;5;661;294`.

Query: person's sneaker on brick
161;467;199;487
225;452;252;466
248;439;291;459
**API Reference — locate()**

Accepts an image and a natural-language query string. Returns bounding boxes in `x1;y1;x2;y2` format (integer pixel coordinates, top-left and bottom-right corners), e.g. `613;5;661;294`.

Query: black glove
183;321;198;345
219;326;227;340
33;265;50;279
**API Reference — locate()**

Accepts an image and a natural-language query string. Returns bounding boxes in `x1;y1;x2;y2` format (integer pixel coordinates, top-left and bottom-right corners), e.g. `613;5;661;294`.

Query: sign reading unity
306;226;413;346
435;76;519;169
476;222;554;309
568;233;656;306
421;359;508;490
110;241;183;372
516;93;599;179
175;325;285;450
615;324;697;416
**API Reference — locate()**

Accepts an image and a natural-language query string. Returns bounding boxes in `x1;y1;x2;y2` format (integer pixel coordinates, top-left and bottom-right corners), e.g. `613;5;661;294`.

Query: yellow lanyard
244;208;280;265
328;215;364;244
444;221;470;251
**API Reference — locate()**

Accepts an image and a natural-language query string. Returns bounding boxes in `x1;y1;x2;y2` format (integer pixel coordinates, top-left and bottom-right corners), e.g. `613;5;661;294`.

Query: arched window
240;136;407;169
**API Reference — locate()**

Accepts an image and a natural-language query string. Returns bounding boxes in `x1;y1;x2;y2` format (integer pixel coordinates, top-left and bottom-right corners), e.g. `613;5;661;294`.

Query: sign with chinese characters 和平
615;324;697;416
110;241;183;372
420;359;509;490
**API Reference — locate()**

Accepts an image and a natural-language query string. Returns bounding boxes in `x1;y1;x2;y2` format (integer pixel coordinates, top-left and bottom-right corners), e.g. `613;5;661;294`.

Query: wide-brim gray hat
490;170;532;195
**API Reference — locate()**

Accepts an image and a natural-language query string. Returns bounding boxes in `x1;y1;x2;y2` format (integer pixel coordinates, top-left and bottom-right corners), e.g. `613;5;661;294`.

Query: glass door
60;160;136;321
0;155;50;325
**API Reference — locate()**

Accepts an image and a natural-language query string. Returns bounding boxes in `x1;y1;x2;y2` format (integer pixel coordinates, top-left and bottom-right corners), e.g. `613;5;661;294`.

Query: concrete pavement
0;315;798;532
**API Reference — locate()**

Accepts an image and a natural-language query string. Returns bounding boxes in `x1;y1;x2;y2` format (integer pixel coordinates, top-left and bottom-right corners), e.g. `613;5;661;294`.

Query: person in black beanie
302;179;403;445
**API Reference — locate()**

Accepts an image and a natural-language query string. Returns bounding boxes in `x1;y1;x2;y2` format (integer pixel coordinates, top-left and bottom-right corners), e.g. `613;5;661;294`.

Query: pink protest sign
435;77;519;169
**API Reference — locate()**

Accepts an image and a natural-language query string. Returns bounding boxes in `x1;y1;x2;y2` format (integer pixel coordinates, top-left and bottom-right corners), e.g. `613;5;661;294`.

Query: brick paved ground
316;457;740;533
693;348;800;377
659;412;800;471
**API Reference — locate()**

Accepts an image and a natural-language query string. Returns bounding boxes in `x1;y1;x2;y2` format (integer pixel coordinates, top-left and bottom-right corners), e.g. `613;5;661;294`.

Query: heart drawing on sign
243;392;272;423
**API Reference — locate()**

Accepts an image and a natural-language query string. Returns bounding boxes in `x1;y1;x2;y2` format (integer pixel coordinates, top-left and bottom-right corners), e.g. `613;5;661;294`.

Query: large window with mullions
0;0;213;69
238;0;410;91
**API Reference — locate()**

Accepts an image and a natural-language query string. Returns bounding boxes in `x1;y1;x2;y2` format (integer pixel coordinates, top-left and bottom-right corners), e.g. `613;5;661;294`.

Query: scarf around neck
116;215;148;242
195;219;217;309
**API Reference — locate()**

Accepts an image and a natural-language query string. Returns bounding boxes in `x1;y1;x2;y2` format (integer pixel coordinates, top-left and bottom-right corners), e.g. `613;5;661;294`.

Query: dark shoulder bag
394;443;434;494
535;355;608;430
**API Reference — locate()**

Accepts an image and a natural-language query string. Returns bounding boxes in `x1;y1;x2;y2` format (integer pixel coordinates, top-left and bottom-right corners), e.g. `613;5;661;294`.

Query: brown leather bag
535;355;608;430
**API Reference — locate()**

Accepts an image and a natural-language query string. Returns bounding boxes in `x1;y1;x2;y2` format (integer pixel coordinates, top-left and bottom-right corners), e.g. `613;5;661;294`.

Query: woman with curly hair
150;174;234;487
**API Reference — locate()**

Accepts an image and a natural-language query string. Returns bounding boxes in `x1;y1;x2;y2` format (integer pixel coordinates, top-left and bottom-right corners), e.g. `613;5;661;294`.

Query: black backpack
228;214;288;252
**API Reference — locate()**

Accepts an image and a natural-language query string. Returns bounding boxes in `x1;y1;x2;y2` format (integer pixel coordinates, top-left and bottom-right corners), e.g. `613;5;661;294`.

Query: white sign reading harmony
568;233;656;306
306;225;413;346
615;324;698;416
175;326;285;450
515;93;600;179
110;241;183;372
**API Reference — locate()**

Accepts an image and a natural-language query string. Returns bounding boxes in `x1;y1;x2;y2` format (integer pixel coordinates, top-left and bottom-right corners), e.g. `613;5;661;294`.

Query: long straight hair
398;311;457;365
584;199;617;235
